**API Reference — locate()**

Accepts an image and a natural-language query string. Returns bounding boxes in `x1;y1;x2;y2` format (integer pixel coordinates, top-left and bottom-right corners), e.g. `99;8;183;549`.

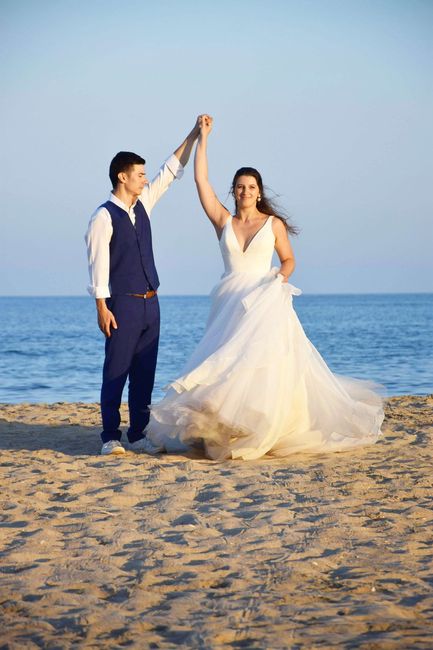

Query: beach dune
1;395;432;648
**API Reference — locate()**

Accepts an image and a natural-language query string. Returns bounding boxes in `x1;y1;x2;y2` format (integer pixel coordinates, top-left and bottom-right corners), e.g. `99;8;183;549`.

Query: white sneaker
101;440;126;456
129;436;164;455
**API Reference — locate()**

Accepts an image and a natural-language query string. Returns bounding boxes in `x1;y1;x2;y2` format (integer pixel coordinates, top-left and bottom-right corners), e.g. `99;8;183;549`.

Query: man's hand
96;299;118;337
199;114;213;136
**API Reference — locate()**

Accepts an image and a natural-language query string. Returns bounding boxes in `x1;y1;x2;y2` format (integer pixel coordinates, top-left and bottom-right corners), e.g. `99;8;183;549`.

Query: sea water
0;294;431;403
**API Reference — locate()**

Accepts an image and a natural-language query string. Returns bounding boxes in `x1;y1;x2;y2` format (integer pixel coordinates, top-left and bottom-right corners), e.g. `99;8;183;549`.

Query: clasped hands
198;114;213;135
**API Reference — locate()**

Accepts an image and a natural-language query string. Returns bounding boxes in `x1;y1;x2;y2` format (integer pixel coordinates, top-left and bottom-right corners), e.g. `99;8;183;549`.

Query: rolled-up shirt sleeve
140;154;184;216
85;208;113;298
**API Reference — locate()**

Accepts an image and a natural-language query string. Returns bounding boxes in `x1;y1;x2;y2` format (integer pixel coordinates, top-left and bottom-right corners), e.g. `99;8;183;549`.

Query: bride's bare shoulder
271;216;288;237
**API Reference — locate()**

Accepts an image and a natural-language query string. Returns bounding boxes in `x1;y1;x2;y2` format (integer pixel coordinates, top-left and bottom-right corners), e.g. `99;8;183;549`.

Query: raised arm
194;116;230;235
173;117;201;167
141;118;201;216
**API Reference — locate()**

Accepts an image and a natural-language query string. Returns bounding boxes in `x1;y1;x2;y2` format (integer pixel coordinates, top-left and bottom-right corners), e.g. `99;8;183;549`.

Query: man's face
120;164;148;197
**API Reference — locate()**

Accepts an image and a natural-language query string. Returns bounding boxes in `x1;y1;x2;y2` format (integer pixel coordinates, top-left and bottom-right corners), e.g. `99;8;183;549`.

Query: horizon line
0;291;432;298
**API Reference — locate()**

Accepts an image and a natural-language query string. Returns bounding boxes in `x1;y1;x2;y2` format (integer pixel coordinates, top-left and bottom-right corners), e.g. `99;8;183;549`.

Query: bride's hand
199;114;213;136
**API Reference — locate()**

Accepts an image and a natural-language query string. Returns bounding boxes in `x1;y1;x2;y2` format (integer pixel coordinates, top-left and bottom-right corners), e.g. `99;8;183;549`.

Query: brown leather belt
126;291;157;299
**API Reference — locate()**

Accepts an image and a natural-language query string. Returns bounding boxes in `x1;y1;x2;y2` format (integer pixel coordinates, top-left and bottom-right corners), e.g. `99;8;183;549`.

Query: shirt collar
109;192;138;213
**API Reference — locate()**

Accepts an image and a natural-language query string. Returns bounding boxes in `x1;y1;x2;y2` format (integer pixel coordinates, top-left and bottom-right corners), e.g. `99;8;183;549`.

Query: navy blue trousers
100;294;160;443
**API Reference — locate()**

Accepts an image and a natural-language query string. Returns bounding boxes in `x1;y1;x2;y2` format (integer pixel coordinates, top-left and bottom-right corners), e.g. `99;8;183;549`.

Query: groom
85;118;200;455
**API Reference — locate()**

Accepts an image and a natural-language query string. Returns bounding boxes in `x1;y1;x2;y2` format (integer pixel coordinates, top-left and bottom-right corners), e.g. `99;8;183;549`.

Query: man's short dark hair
109;151;146;189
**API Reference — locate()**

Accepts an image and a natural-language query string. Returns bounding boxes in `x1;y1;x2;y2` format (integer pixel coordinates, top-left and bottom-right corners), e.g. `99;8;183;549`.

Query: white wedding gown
148;216;384;460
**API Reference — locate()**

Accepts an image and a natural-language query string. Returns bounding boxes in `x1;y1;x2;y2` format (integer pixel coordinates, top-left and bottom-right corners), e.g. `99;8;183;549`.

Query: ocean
0;294;431;404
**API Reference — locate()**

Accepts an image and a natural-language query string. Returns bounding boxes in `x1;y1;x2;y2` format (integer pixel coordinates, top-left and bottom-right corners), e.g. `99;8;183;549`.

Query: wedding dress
147;216;384;460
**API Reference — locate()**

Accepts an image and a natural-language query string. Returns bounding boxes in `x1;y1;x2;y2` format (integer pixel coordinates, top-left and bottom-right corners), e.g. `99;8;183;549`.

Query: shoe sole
101;448;126;456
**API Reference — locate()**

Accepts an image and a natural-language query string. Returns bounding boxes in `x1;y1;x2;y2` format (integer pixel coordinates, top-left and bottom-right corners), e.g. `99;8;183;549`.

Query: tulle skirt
148;269;384;460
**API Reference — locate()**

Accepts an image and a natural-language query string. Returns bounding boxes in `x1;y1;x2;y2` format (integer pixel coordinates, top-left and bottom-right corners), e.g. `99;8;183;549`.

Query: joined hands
198;114;213;136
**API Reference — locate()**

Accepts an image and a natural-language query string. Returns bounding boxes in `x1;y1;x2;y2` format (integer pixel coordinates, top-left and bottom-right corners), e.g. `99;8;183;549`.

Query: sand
0;395;432;649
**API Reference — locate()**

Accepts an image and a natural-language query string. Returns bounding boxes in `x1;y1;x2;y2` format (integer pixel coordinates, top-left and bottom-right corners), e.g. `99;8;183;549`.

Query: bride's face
234;175;260;208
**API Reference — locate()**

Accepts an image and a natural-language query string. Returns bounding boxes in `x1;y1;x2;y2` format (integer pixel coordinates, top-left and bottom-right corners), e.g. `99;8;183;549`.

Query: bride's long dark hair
231;167;299;236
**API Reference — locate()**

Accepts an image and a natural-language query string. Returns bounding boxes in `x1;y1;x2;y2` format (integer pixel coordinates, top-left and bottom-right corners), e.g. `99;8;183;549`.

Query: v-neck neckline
230;215;271;254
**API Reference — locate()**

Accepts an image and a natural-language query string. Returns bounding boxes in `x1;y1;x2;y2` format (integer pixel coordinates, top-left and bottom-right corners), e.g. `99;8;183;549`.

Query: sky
1;0;432;295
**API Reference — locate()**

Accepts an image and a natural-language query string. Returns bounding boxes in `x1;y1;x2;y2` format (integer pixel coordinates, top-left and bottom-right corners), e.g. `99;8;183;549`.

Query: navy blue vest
102;199;160;294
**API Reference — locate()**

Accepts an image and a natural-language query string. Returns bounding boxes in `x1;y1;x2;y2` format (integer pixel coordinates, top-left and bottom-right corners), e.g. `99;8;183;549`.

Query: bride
146;115;384;460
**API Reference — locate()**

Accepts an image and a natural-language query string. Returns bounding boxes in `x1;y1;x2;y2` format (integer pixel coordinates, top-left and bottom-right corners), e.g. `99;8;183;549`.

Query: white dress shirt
85;154;183;299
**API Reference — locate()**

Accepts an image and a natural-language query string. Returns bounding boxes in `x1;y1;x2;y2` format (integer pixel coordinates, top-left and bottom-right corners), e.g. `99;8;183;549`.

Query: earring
257;196;261;202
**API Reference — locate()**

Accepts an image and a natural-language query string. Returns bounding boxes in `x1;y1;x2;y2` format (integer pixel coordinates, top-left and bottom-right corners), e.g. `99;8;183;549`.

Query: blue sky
1;0;432;295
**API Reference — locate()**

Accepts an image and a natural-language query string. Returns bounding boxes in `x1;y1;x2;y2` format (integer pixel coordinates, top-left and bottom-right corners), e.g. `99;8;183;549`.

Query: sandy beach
1;395;432;648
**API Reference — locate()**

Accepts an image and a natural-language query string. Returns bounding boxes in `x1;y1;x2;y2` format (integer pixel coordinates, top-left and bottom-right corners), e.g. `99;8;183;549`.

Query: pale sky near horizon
1;0;432;295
